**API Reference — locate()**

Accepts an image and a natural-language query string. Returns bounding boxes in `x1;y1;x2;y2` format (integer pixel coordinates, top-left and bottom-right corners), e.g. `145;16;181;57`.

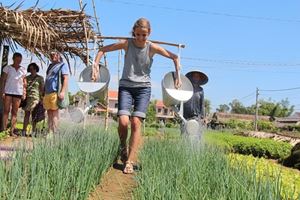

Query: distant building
107;90;118;114
94;90;118;115
276;112;300;126
155;100;175;121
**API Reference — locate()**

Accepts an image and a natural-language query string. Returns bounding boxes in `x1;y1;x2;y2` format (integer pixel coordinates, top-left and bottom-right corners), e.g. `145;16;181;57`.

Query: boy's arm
92;40;127;81
150;43;182;88
59;74;68;100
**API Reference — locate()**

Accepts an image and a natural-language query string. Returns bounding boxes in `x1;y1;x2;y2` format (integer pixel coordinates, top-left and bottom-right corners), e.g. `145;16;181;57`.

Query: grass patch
0;131;7;140
205;130;292;160
143;127;181;139
0;124;119;200
133;138;295;199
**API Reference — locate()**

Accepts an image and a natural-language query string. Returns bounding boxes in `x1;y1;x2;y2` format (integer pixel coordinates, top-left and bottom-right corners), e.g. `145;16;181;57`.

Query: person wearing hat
183;70;208;121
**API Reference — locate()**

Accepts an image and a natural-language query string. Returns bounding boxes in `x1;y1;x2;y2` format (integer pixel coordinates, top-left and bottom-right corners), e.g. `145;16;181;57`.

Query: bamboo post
79;0;90;65
96;36;185;48
254;88;259;131
105;90;109;131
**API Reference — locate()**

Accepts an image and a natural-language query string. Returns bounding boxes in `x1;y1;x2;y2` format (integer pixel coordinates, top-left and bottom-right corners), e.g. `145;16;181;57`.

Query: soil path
88;139;144;200
0;136;33;160
88;162;136;200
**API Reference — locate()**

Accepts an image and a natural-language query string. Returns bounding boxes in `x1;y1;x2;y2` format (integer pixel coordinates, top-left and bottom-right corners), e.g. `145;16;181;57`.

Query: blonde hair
131;18;151;37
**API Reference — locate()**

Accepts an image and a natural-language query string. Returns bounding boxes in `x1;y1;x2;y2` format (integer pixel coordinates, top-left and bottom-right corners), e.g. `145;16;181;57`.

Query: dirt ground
0;136;33;160
88;162;137;200
89;139;143;200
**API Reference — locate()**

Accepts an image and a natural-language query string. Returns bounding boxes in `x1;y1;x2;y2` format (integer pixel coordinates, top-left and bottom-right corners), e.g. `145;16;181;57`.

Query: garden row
133;138;299;199
205;130;292;160
0;125;119;200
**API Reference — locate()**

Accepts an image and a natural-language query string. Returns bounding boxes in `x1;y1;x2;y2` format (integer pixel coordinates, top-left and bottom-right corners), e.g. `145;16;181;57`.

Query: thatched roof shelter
0;4;96;67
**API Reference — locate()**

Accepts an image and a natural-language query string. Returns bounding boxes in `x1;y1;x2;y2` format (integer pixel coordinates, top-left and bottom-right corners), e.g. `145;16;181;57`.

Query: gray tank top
119;39;153;88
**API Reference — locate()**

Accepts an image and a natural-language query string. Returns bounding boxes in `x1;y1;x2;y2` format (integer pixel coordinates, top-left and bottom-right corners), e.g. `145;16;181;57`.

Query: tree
68;91;86;106
228;98;294;117
229;99;250;114
258;98;294;117
146;100;156;124
217;104;230;113
204;99;211;116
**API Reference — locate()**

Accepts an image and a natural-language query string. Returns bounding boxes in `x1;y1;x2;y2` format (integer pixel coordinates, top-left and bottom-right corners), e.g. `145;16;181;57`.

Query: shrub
256;120;279;132
205;131;292;160
222;119;279;132
225;119;252;130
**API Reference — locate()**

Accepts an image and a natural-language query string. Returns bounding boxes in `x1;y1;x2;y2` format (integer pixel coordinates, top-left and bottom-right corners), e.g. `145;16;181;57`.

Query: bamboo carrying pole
96;36;185;48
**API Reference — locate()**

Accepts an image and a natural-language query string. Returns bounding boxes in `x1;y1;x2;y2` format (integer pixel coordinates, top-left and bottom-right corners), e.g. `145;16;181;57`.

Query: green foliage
222;119;279;132
229;153;300;199
165;121;178;128
146;122;159;129
204;98;211;115
0;131;7;140
205;131;292;159
68;91;86;105
228;98;294;117
216;104;230;113
256;120;278;132
229;99;252;114
145;100;156;124
143;127;158;136
133;139;295;199
225;119;253;130
0;125;119;200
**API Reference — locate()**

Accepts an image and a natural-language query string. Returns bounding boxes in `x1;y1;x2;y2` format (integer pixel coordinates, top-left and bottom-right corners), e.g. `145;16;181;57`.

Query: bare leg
118;115;130;147
118;115;130;163
53;110;59;133
127;116;142;162
52;110;59;133
3;95;12;131
32;121;37;133
11;97;21;134
22;111;31;135
47;110;53;133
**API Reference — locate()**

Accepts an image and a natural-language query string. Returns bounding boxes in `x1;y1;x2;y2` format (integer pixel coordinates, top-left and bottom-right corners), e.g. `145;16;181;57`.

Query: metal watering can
71;64;110;123
161;72;202;139
77;64;110;101
162;72;193;107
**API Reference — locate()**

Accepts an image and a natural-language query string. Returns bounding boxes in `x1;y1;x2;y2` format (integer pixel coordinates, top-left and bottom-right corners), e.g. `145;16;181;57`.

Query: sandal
120;146;128;164
123;161;134;174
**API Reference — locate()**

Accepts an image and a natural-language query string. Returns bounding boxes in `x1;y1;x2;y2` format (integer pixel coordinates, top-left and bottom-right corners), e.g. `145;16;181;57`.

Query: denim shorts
118;87;151;118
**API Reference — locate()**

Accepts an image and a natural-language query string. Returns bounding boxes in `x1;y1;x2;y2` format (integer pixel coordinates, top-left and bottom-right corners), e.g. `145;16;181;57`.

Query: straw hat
185;70;209;85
